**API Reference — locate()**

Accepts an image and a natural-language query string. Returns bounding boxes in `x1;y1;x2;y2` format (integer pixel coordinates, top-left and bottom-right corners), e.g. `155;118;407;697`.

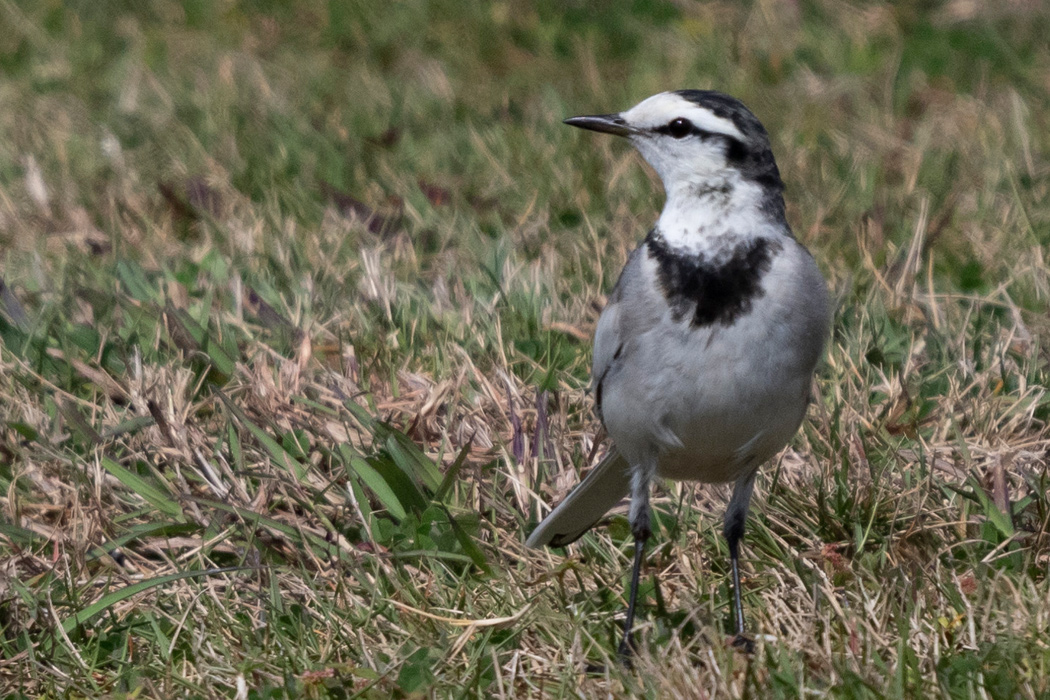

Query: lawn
1;1;1049;697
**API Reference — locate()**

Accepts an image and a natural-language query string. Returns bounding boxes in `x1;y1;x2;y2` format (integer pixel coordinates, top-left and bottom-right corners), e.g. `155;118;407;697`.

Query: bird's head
565;90;783;201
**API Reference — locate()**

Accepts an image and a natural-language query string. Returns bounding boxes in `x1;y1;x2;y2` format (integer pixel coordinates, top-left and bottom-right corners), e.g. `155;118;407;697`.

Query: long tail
525;449;631;548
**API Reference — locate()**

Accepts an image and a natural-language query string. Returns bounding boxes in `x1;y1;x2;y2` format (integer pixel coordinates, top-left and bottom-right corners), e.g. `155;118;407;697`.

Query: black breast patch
646;231;782;328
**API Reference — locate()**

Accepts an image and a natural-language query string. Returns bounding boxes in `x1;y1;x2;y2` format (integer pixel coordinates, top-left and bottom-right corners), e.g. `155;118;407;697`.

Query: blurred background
1;1;1048;697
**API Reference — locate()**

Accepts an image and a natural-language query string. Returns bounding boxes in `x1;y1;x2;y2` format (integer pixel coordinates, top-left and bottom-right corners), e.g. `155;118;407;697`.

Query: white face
620;92;745;192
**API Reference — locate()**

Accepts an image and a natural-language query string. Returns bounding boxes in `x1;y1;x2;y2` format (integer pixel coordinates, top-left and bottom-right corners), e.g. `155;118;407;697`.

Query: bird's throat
654;174;769;254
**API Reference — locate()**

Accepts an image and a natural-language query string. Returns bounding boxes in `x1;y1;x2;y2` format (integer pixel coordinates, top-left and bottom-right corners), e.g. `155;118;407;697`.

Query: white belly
600;320;812;483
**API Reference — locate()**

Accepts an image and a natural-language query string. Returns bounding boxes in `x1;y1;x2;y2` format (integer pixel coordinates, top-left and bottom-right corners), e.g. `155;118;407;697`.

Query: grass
1;0;1049;696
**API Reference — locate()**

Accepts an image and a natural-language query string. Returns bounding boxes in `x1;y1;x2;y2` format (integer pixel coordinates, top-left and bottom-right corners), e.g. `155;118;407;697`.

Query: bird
526;90;829;659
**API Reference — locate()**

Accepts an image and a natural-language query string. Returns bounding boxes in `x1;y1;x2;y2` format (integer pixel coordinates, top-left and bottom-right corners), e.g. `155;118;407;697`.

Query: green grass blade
59;566;249;637
385;431;443;492
370;454;429;515
99;456;182;518
218;392;307;481
434;439;473;503
85;522;202;561
348;456;407;520
440;505;491;575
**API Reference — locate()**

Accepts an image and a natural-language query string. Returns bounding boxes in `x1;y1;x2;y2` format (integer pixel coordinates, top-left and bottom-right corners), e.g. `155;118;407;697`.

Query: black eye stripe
652;120;718;139
652;121;749;157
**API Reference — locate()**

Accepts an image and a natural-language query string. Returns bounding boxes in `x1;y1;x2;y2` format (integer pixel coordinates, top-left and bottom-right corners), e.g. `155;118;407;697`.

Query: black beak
564;114;634;137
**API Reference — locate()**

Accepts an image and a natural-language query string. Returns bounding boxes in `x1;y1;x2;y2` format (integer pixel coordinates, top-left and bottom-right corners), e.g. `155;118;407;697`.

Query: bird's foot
616;634;636;669
584;661;609;676
582;641;634;676
728;633;755;654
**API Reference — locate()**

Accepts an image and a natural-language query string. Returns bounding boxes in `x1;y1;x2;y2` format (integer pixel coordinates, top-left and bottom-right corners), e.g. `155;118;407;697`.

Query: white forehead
621;92;745;140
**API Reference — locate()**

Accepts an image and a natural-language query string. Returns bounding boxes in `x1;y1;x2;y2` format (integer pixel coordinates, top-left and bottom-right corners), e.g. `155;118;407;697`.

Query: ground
1;1;1049;697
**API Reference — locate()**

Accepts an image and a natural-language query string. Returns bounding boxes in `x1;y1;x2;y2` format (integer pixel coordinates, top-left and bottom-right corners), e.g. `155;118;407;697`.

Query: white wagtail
526;90;829;658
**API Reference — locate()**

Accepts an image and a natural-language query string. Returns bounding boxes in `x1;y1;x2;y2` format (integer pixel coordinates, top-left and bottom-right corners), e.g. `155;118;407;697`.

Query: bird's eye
667;118;692;139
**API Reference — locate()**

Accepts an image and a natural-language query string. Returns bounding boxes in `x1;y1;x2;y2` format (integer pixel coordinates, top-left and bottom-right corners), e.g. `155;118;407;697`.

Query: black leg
619;464;654;663
723;470;757;645
618;528;649;660
726;528;745;637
